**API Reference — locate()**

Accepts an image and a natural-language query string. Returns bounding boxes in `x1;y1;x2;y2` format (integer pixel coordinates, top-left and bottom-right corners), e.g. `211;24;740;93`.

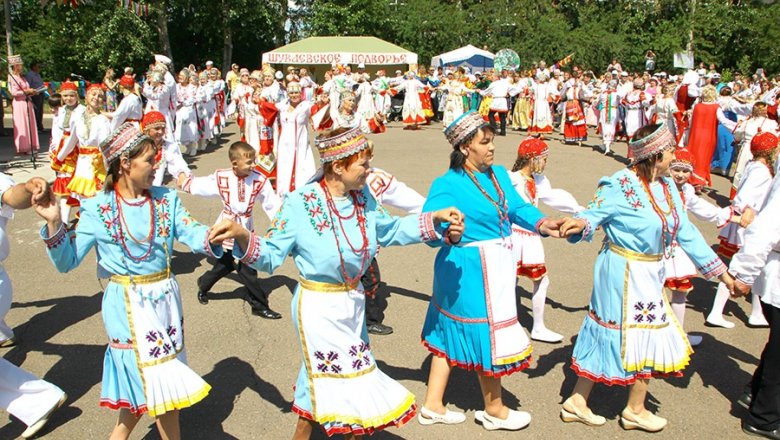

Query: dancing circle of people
2;53;780;440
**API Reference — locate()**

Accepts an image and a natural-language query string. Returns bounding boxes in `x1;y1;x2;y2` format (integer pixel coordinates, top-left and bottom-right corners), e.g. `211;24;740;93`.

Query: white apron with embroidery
465;238;533;365
296;281;414;428
118;275;210;417
618;249;692;374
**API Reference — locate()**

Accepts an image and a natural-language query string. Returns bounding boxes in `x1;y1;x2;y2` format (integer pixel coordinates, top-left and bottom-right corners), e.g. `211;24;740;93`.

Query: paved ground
0;114;766;439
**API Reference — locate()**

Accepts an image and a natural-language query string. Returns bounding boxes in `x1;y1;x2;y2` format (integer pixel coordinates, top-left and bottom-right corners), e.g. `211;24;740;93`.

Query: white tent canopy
430;45;494;72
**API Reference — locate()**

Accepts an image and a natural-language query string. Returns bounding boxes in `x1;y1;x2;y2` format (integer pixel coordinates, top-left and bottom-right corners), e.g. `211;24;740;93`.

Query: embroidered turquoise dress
421;165;546;376
234;182;439;436
41;187;220;416
568;169;726;385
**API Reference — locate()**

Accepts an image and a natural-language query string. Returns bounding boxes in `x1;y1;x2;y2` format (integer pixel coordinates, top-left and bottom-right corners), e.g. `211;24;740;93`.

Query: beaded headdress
142;111;166;130
517;137;549;159
751;131;779;155
628;122;675;164
8;55;22;66
670;149;694;172
315;127;370;164
444;111;489;148
100;123;151;165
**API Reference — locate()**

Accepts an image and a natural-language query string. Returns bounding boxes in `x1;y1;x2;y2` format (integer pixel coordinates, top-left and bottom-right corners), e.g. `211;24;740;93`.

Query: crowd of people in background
0;49;780;440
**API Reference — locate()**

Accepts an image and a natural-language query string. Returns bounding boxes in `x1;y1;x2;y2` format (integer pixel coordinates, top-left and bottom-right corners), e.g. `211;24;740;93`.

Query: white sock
750;292;767;324
531;276;551;333
671;290;687;327
707;282;731;322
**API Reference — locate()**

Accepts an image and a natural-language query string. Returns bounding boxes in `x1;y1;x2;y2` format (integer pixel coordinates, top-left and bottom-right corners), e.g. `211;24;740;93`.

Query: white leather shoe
22;392;66;438
531;328;564;343
706;316;735;329
475;409;531;431
749;316;770;327
417;405;466;425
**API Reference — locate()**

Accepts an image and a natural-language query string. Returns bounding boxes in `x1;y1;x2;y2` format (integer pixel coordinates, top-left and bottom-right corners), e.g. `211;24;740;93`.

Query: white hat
669;75;679;81
205;60;214;67
357;63;365;69
658;71;667;77
620;71;629;77
611;70;618;75
154;54;171;65
395;69;402;74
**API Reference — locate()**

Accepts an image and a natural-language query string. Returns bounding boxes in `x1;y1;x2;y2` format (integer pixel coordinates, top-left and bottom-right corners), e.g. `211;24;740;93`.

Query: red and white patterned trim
181;175;193;193
42;223;67;249
239;232;262;265
699;257;726;279
568;215;593;242
418;212;437;242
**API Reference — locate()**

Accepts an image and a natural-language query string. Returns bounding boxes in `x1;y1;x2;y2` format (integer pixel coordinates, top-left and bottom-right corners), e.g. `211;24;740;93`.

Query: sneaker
367;323;394;335
417;405;466;425
197;290;209;305
475;409;531;431
21;392;67;438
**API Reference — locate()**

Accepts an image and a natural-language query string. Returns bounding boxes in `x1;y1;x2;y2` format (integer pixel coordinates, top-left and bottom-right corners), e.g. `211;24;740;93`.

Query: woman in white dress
175;69;200;156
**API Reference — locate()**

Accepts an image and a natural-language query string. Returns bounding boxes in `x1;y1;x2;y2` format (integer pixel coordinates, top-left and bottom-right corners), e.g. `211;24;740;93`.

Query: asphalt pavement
0;115;765;439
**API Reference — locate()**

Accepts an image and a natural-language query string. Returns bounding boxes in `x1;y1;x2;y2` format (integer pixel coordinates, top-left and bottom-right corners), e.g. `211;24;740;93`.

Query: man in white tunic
731;169;780;439
0;175;67;438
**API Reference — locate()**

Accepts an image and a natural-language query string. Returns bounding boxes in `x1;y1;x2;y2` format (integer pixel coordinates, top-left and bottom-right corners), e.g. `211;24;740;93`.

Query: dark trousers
197;252;269;310
361;257;389;325
488;111;507;135
31;94;44;131
750;300;780;430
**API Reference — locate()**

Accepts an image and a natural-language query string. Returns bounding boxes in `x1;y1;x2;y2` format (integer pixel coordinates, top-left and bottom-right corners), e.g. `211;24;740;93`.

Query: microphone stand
7;72;37;169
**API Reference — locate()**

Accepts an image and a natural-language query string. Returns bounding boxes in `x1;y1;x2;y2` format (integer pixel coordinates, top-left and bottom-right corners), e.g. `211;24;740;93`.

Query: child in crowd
179;141;282;319
509;137;584;342
708;132;778;328
666;149;742;345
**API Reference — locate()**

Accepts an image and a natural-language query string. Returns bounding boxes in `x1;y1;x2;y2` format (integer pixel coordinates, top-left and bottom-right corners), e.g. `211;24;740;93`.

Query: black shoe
252;308;282;320
742;421;780;439
367;323;394;335
197;290;209;305
739;390;753;409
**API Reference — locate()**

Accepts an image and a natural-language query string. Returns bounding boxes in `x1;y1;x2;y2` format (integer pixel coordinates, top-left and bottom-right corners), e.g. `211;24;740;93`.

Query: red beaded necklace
319;180;370;287
464;167;509;238
637;173;679;258
114;185;156;263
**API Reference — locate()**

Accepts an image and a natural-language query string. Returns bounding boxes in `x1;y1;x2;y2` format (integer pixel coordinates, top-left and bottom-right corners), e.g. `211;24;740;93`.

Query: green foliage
7;0;780;82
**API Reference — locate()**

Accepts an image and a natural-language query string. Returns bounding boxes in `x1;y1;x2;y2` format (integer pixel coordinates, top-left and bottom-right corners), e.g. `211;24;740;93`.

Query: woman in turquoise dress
559;122;736;432
210;126;463;440
36;123;222;440
418;111;565;431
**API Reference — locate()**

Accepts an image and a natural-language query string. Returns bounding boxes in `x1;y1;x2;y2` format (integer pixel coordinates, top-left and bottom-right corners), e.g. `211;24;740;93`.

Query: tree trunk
4;0;12;57
221;4;232;74
155;0;173;62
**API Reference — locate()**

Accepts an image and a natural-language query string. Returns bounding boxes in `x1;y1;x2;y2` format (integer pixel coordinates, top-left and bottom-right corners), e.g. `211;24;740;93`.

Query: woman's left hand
432;207;463;226
208;219;251;249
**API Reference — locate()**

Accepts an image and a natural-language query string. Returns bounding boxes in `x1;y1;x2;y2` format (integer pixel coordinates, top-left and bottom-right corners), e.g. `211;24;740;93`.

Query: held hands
433;207;465;244
25;177;53;206
208;219;251;249
558;217;587;238
739;207;756;229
